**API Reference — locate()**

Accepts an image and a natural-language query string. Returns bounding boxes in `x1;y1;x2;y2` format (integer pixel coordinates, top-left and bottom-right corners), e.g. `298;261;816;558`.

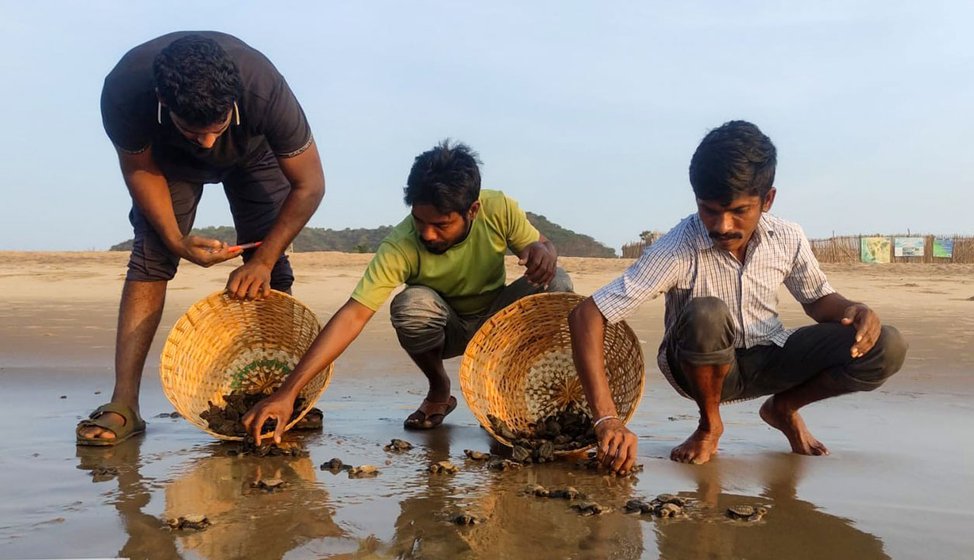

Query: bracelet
593;415;620;429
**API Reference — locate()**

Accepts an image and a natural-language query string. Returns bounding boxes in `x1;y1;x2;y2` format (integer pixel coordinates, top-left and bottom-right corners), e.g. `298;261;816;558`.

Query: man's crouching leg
760;325;908;456
390;286;460;429
669;297;737;464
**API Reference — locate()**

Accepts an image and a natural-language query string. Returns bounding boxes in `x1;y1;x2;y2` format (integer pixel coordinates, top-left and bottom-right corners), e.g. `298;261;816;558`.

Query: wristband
593;415;620;429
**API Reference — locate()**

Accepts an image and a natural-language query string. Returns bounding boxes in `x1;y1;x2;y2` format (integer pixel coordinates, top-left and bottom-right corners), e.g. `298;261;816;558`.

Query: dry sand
0;251;972;559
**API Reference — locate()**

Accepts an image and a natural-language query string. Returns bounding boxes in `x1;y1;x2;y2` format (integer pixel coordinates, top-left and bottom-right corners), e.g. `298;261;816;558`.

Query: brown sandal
404;396;458;430
76;403;146;446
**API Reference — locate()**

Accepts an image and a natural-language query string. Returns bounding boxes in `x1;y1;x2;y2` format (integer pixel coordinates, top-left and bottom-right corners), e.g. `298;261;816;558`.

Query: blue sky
1;1;970;252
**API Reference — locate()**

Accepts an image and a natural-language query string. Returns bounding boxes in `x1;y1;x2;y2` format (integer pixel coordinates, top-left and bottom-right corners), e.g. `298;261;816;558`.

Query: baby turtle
428;460;460;474
463;449;490;461
572;501;611;516
657;502;684;518
320;458;346;472
487;458;522;471
348;465;380;478
548;487;581;500
727;505;768;522
625;498;654;514
90;466;119;482
511;445;533;463
384;438;413;452
167;514;211;531
656;494;686;507
252;478;286;492
453;513;483;525
524;483;550;497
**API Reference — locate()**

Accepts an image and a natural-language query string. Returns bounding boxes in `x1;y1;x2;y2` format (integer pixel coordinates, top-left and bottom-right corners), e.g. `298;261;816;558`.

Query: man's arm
516;234;557;286
568;297;638;474
242;297;375;443
226;141;325;298
803;292;882;358
116;147;240;266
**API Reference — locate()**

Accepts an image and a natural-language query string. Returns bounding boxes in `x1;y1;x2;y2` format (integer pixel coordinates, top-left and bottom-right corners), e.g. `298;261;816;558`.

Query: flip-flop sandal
292;407;324;430
404;396;458;430
76;402;147;447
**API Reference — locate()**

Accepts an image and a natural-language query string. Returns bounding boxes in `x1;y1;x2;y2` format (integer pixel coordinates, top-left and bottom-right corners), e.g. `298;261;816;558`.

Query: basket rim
159;289;331;441
458;291;645;454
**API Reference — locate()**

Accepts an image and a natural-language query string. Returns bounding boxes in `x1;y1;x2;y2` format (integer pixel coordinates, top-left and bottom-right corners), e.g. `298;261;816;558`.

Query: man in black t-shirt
77;32;325;446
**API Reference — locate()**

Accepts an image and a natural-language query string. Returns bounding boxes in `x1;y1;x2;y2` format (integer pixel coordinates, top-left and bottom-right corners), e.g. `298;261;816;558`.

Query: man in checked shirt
569;120;907;471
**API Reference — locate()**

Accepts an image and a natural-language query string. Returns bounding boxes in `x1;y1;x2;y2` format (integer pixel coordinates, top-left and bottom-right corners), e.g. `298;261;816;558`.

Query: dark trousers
125;150;294;291
665;297;908;402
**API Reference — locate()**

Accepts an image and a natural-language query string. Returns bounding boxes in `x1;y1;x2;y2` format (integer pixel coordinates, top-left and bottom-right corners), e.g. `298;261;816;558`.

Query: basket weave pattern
459;292;644;453
160;290;332;440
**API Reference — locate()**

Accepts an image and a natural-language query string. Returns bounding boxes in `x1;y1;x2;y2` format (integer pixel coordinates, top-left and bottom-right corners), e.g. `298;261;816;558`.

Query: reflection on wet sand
388;429;645;560
78;437;345;560
165;444;344;559
74;427;888;560
76;436;180;560
654;456;889;560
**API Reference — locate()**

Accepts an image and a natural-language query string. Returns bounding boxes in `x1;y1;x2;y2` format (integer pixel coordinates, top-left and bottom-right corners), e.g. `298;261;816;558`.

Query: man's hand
841;303;881;358
241;392;295;445
178;235;243;267
226;259;273;300
518;241;556;286
594;417;638;475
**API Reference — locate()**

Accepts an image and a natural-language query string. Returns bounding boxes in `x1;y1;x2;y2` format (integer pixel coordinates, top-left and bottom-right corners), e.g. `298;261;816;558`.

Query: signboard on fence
860;237;891;264
933;238;954;258
894;237;925;257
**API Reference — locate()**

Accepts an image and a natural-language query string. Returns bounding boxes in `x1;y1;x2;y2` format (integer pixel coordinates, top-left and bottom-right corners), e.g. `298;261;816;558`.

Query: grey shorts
665;297;908;402
389;268;574;358
126;150;294;291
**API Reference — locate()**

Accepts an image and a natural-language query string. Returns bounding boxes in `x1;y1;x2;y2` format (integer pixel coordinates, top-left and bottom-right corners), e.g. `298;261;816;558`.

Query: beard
421;217;473;254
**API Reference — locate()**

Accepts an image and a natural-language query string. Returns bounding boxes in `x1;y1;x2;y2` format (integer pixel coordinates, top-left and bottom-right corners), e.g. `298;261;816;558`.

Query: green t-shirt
350;190;540;315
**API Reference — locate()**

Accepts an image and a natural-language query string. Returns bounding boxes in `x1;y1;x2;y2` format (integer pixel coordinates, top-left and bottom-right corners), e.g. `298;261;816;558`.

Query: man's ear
761;188;777;212
467;200;481;220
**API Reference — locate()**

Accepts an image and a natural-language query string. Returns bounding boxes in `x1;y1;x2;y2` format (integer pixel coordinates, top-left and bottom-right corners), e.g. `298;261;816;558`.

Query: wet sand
0;252;972;559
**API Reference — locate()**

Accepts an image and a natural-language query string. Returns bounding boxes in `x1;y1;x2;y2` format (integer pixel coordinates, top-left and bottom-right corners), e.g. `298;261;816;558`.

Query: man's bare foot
760;397;829;456
670;426;722;464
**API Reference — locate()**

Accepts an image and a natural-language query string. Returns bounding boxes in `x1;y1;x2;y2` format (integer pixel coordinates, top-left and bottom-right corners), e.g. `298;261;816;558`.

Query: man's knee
676;297;735;357
126;234;179;282
845;325;908;391
544;267;573;293
390;286;451;352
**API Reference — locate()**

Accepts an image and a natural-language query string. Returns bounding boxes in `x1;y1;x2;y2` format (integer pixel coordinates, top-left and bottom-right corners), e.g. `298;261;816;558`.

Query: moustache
709;232;743;241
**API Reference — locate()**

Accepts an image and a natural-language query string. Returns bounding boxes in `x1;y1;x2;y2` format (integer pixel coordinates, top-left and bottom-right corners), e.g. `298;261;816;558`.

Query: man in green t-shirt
243;140;572;440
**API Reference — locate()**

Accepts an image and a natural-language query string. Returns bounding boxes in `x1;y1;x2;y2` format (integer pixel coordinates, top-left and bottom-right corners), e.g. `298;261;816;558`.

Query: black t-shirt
101;31;313;182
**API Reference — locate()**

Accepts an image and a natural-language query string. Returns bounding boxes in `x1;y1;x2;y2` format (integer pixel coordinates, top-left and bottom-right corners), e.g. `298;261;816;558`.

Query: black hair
403;140;482;214
688;120;777;204
153;34;242;126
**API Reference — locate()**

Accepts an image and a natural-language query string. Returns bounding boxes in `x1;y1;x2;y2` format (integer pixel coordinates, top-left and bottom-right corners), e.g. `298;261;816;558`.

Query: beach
0;251;972;559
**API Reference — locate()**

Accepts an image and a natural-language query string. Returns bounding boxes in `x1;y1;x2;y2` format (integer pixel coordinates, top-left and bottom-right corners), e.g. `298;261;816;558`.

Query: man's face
169;110;232;149
411;202;479;254
696;189;776;255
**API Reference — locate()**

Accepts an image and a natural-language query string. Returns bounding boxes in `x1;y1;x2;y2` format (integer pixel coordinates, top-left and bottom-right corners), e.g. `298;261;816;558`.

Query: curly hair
153;34;242;127
404;139;482;214
689;120;777;204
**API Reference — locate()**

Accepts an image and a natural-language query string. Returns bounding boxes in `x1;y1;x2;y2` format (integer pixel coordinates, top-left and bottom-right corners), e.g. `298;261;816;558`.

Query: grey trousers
665;297;908;402
389;268;574;358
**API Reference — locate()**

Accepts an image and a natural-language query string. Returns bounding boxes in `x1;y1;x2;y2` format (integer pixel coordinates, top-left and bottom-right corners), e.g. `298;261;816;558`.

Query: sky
1;1;971;253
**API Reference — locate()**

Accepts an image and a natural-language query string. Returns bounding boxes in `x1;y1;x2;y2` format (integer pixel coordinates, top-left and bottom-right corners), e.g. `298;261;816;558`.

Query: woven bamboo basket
459;292;644;455
159;290;332;440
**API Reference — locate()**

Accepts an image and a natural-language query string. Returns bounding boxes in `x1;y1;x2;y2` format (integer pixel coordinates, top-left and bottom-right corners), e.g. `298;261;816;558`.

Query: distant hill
110;212;617;257
524;212;616;258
